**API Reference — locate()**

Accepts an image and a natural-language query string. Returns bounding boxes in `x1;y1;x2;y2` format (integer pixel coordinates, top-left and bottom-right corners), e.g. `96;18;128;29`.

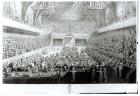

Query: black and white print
2;1;136;84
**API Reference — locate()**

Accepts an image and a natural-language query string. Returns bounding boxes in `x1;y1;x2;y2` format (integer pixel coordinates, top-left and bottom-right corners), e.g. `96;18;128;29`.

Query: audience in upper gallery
87;27;136;67
3;37;50;59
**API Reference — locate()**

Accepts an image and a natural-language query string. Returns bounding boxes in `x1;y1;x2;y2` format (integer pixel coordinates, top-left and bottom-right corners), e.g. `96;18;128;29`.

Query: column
73;37;75;47
51;37;53;46
63;36;65;46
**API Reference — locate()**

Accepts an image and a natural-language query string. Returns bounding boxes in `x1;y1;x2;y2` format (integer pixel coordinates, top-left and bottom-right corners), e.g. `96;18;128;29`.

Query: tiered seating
53;39;63;46
3;47;95;72
85;27;136;68
3;36;50;59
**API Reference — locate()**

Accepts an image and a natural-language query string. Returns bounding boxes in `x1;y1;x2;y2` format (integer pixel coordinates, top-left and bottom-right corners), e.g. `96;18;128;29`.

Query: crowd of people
75;39;87;46
3;46;108;82
3;47;95;74
86;27;136;78
53;39;63;46
3;44;134;83
2;28;136;83
3;37;50;59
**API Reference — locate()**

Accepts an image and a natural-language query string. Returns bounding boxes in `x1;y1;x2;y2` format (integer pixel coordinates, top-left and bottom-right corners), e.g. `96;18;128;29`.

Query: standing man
71;66;76;83
95;63;100;83
90;65;96;82
118;62;123;78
